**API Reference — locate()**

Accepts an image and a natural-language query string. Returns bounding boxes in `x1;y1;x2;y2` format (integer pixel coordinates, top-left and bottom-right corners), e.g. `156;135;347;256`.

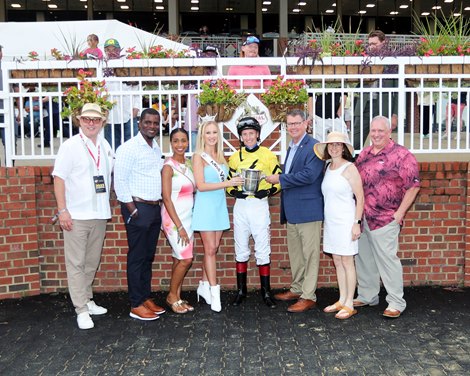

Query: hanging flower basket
267;103;306;123
196;79;246;123
261;76;308;122
61;69;115;125
197;103;237;123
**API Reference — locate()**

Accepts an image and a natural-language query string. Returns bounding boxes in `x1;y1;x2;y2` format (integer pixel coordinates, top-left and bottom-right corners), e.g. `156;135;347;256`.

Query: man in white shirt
114;108;166;321
103;38;140;150
52;103;114;330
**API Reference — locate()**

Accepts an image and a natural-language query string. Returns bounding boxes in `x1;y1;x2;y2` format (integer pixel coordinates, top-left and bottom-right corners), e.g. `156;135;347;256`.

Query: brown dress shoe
274;290;301;301
383;308;401;318
287;298;317;313
129;305;159;321
144;299;166;315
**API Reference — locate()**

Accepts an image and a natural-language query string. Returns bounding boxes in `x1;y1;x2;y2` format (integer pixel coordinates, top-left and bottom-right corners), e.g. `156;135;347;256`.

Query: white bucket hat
313;131;354;160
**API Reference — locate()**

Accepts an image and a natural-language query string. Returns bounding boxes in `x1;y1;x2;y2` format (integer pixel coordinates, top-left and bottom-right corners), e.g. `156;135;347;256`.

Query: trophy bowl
241;169;265;195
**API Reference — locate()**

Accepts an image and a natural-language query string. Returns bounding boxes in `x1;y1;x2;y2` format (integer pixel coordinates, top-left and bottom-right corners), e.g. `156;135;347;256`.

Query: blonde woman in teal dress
162;128;196;314
192;121;244;312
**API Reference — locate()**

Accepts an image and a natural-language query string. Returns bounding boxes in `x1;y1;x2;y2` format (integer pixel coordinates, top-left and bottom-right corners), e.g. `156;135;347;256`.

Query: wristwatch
354;219;362;224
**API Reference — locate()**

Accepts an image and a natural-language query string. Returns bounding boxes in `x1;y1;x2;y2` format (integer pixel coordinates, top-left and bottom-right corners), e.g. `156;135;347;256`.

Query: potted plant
407;10;470;79
61;69;115;124
125;44;199;76
196;79;246;122
261;76;308;122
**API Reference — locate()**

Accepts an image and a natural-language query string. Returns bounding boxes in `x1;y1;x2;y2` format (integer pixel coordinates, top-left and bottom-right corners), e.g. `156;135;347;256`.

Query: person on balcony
226;36;272;89
52;103;113;330
416;90;435;139
265;109;324;313
82;34;104;60
23;89;48;139
354;116;420;319
352;30;398;150
226;117;281;308
444;91;467;140
0;46;18;164
192;120;244;312
0;45;21;165
114;108;167;321
103;38;140;150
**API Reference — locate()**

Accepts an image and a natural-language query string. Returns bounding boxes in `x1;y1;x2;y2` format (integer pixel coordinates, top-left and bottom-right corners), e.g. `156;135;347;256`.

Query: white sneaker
87;301;107;315
77;312;94;330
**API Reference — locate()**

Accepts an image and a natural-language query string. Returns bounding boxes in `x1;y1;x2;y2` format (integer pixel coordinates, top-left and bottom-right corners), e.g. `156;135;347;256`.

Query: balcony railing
0;56;469;167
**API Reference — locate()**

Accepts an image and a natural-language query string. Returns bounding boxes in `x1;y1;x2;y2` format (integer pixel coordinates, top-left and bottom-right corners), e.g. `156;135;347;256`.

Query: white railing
1;56;469;167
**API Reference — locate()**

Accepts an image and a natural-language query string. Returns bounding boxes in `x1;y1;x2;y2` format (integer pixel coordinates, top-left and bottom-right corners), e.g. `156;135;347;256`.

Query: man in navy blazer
265;109;324;312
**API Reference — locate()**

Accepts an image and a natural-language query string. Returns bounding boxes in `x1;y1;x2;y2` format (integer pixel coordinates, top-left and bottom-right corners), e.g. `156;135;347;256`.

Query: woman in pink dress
161;128;196;314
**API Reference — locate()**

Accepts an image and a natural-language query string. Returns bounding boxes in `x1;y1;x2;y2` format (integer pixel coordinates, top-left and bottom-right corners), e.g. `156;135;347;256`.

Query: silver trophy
241;169;265;195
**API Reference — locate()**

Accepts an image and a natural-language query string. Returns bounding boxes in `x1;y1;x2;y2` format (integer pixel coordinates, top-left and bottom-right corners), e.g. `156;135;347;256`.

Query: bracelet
51;208;67;223
130;208;138;217
177;225;184;232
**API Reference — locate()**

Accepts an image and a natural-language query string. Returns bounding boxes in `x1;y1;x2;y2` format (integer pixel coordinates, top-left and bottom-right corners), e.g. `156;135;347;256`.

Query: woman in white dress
314;132;364;320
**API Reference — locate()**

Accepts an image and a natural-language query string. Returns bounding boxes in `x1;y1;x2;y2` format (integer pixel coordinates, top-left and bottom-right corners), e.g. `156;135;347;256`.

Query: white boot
197;280;211;304
210;285;221;312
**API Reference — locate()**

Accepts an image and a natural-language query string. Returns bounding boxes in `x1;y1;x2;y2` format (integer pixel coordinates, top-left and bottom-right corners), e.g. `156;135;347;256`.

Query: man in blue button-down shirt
114;108;166;321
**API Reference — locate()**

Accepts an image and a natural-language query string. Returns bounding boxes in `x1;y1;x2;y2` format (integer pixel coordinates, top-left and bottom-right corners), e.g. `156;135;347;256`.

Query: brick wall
0;162;469;300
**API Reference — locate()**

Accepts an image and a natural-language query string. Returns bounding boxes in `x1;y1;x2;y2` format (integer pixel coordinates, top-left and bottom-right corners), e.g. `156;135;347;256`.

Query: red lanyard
80;134;101;170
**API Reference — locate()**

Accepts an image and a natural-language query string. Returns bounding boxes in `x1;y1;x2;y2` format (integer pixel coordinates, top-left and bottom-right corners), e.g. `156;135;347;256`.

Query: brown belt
132;196;161;206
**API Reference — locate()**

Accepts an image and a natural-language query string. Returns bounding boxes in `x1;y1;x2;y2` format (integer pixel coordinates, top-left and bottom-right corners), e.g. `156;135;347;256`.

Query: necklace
172;157;187;174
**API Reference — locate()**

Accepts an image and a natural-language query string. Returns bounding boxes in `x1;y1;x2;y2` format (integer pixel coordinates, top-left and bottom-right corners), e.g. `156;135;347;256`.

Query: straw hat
77;103;107;119
313;131;354;160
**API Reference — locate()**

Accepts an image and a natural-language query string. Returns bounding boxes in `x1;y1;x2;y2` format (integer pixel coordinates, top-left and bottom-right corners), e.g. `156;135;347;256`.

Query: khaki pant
63;219;107;314
355;218;406;312
286;221;322;301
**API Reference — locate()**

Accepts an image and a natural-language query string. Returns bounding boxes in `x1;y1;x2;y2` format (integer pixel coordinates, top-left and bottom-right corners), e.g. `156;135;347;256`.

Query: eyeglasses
286;121;304;127
80;117;102;124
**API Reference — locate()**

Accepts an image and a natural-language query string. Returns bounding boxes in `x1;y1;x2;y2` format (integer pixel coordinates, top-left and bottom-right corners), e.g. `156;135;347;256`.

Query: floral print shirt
355;140;420;231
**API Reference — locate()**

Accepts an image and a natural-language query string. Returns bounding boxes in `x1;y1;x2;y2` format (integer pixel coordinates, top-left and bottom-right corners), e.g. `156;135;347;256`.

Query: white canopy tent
0;20;190;60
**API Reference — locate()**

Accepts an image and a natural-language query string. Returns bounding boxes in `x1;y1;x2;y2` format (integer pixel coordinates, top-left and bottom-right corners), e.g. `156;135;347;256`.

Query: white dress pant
233;197;271;266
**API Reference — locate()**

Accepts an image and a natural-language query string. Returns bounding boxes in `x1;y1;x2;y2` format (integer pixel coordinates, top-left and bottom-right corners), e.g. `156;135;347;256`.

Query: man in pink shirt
354;116;420;319
227;36;272;89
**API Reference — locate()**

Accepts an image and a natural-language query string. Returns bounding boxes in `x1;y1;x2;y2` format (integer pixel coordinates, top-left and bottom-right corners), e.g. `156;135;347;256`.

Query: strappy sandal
323;301;343;313
181;300;194;312
335;306;358;320
166;299;188;314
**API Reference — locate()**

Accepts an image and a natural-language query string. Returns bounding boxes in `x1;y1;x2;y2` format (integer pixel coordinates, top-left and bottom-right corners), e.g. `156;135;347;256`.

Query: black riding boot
232;271;247;306
260;275;276;309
